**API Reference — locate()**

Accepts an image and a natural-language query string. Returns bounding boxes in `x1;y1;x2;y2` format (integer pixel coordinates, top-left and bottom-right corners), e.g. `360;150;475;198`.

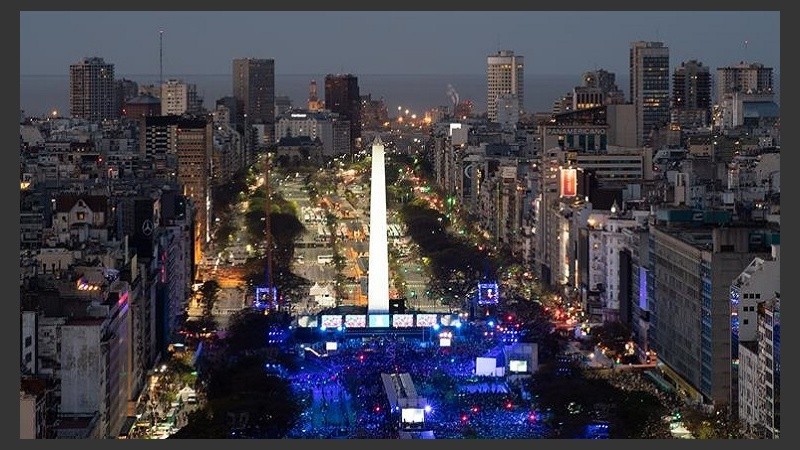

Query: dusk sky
21;11;779;76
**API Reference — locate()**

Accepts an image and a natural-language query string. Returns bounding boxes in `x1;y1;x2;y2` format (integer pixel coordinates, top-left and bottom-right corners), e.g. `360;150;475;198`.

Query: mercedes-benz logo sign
141;219;154;236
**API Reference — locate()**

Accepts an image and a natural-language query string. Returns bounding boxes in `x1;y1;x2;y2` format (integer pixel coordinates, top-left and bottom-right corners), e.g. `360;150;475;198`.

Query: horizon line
20;72;594;78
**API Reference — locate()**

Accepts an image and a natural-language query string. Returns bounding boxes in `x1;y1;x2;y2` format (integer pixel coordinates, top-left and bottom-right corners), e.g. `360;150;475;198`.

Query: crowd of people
283;326;559;438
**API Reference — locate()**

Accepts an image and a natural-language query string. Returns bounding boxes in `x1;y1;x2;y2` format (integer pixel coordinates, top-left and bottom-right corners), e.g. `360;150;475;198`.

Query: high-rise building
487;50;524;122
69;57;116;122
730;247;779;419
572;69;626;110
671;60;712;127
629;42;670;146
649;222;775;406
232;58;275;134
161;79;202;116
325;74;361;151
140;116;212;265
716;62;774;102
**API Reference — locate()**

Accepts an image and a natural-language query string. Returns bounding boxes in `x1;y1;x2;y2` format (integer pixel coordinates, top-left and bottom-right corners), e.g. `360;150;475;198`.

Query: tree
590;321;632;357
178;354;302;439
224;307;291;355
169;408;227;439
201;280;221;319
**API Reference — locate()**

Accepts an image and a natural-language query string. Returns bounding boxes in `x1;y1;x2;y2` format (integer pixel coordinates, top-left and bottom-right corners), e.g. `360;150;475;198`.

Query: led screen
321;315;343;329
325;342;338;351
440;315;456;326
392;314;414;328
509;360;528;373
477;282;499;305
439;337;452;347
297;316;318;328
345;315;367;328
416;314;438;327
368;314;390;328
475;357;497;376
401;408;425;424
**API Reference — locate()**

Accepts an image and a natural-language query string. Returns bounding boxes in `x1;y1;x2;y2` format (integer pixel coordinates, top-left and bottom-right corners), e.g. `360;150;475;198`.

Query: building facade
69;57;116;122
324;74;361;150
629;42;670;146
649;222;774;405
716;62;774;101
160;79;202;116
672;60;712;127
232;58;275;139
487;50;524;122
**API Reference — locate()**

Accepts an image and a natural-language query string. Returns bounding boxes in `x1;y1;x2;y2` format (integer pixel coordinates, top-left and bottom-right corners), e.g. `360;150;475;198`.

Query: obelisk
367;135;390;314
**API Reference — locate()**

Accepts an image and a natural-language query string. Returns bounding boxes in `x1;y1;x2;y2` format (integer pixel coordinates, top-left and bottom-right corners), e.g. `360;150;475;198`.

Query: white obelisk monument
368;135;390;314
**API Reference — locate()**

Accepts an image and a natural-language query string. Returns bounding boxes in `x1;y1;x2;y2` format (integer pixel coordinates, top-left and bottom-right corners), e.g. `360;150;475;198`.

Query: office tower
716;62;774;101
487;50;524;122
672;60;712;126
161;79;202;116
140;116;212;265
649;224;774;406
573;69;626;109
629;42;670;146
324;74;361;150
368;135;390;315
69;57;116;122
232;58;275;135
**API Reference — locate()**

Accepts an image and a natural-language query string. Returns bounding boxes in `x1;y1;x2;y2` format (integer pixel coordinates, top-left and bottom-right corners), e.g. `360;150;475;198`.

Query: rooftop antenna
159;30;164;85
743;39;749;62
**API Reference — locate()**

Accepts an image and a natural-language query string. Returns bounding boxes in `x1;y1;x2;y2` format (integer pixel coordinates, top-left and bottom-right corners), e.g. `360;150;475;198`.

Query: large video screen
392;314;414;328
509;360;528;373
475;357;497;376
439;337;452;347
439;314;456;326
325;342;338;351
401;408;425;424
345;315;367;328
321;315;343;329
477;282;499;305
368;314;390;328
416;314;438;327
297;315;318;328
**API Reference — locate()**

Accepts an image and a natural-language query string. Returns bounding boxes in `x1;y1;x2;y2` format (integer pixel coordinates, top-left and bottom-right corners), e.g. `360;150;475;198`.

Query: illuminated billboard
509;360;528;373
321;315;343;329
325;342;338;351
477;282;499;305
401;408;425;424
368;314;390;328
392;314;414;328
416;314;438;327
560;167;577;198
345;315;367;328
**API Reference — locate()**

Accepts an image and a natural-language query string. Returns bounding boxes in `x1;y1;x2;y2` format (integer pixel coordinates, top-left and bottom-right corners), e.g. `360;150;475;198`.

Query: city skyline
18;8;782;440
21;11;779;77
